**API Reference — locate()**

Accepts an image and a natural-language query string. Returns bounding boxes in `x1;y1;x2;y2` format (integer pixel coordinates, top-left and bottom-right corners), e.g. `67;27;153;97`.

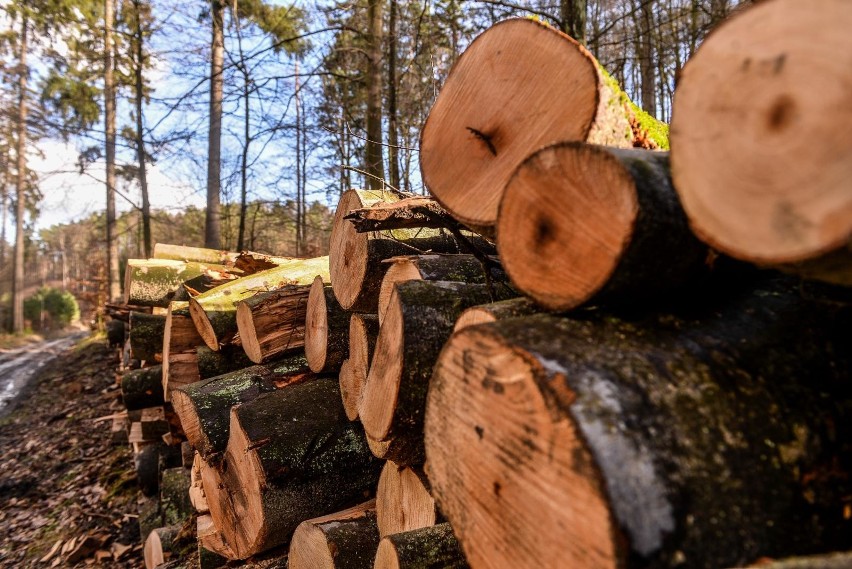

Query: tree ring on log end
236;302;262;363
288;522;336;569
189;298;220;351
378;261;422;324
306;276;330;371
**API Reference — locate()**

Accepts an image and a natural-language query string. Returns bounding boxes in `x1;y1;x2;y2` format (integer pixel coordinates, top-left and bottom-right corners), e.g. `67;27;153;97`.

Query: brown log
453;297;541;332
171;354;311;463
374;523;469;569
105;302;152;322
197;514;238;560
306;276;350;373
162;301;203;402
376;461;436;538
144;526;179;569
288;500;380;569
138;494;163;543
343;195;460;233
121;365;164;411
425;282;852;569
420;18;666;234
341;314;379;421
329;190;495;313
359;280;517;466
196;345;255;380
153;243;239;265
378;254;508;324
124;258;238;307
129;311;166;362
498;143;708;310
233;250;297;274
190;452;210;514
236;284;310;364
202;377;383;559
670;0;852;285
189;257;329;350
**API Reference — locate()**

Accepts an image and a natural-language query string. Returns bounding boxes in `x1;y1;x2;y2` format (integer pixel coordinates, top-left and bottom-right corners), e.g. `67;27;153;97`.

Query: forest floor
0;334;147;568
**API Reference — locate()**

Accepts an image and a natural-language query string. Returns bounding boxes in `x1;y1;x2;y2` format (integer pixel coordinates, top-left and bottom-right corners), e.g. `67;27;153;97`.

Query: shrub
23;287;80;330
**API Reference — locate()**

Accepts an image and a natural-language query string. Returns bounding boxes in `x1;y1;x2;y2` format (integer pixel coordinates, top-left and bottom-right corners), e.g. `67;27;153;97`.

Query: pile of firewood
105;1;852;568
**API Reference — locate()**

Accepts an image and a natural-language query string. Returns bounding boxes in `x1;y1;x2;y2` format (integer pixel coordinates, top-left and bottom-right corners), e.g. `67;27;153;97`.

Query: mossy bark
289;501;381;569
160;467;192;526
237;285;310;363
378;523;469;569
129;312;166;362
125;259;237;308
196;345;255;380
153;243;239;265
121;365;164;411
137;493;162;542
134;442;163;497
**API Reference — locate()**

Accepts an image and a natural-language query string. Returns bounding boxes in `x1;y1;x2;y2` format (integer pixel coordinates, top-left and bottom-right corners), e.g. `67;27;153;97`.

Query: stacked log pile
102;1;851;568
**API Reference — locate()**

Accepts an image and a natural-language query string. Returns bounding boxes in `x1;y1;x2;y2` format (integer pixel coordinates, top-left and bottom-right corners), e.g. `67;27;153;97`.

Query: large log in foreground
329;190;495;313
288;500;380;569
236;285;310;364
425;283;852;569
498;144;708;310
203;377;383;559
305;276;350;373
421;18;666;234
671;0;852;285
359;280;517;465
374;523;469;569
189;256;329;350
124;259;237;307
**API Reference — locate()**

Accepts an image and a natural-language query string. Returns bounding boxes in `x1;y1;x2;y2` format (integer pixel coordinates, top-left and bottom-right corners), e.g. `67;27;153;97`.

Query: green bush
23;287;80;330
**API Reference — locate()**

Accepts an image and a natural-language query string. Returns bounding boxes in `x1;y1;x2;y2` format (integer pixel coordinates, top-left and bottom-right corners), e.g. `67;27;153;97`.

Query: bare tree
206;0;225;249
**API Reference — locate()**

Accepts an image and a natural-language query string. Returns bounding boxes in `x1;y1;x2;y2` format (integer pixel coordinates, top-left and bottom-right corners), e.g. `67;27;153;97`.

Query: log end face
330;190;371;311
235;302;263;364
374;538;402;569
289;521;336;569
306;275;330;372
189;298;221;351
379;261;422;325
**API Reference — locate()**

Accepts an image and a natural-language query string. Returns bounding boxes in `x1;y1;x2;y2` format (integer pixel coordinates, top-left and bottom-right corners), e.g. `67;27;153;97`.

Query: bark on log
734;553;852;569
306;276;350;373
129;312;166;362
121;365;164;411
153;243;239;265
343;195;460;233
233;251;297;274
196;345;255;380
144;525;180;569
378;254;508;324
197;514;238;560
330;190;496;313
160;467;193;526
236;284;310;364
374;523;469;569
425;282;852;569
162;301;203;402
376;461;436;538
498;144;708;310
421;18;667;234
138;494;162;542
134;442;163;497
171;354;311;463
106;319;126;347
341;314;379;421
202;377;383;559
288;500;380;569
124;258;237;307
189;256;329;350
106;302;152;323
670;0;852;285
453;297;541;332
359;280;517;465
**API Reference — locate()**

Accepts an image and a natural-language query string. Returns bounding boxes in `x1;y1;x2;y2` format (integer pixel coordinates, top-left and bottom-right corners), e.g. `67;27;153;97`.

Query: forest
0;0;752;331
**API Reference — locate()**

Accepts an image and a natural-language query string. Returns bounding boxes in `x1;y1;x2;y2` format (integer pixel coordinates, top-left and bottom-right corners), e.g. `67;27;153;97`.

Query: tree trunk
170;354;310;463
498;144;708;310
359;280;518;466
560;0;587;43
121;365;164;410
132;0;152;258
144;526;180;569
236;284;310;364
425;282;852;569
453;297;540;332
129;312;166;362
378;254;509;324
197;514;237;560
365;0;385;190
124;259;237;308
305;276;349;373
330;190;495;313
288;500;380;569
12;15;28;334
153;243;238;265
374;523;469;569
340;313;379;421
376;461;436;538
163;301;203;401
637;0;657;117
105;0;120;302
387;0;400;190
670;0;852;285
202;377;383;559
205;0;224;249
189;257;328;350
421;19;667;233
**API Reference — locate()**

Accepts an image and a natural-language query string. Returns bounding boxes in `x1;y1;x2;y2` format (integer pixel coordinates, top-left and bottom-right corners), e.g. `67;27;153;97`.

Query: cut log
197;514;238;560
124;258;237;308
374;523;469;569
425;283;852;569
134;442;163;497
202;377;383;559
196;345;255;380
344;195;460;233
128;407;170;443
121;365;164;411
288;500;380;569
106;319;126;347
160;467;193;526
162;301;203;402
306;276;350;373
453;297;541;332
341;314;379;421
329;190;496;313
189;256;329;350
106;302;152;323
670;0;852;284
171;354;311;463
144;526;180;569
376;461;436;538
359;280;517;465
129;312;166;362
153;243;239;265
378;254;508;324
735;553;852;569
233;251;297;274
498;143;708;310
421;18;666;234
236;284;310;364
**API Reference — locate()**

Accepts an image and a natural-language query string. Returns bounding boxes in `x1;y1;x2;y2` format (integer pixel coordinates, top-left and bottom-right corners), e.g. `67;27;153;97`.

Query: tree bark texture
374;523;469;569
12;15;27;333
121;365;164;411
205;0;224;249
453;297;541;332
124;259;236;308
196;345;255;380
105;0;120;302
236;284;310;364
129;312;166;362
160;467;193;526
144;525;180;569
